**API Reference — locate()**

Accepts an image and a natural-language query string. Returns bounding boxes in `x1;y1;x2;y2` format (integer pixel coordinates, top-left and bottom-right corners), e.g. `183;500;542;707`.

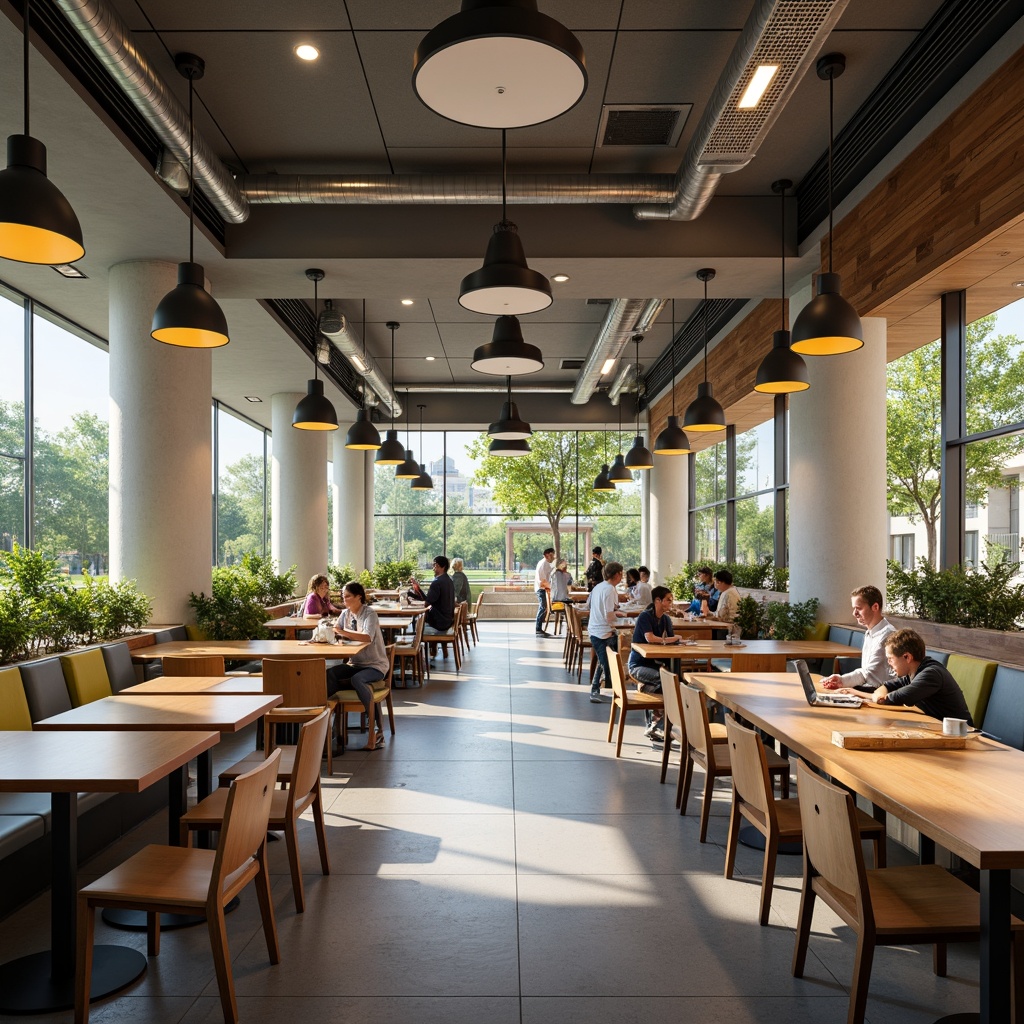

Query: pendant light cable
312;274;319;382
23;0;29;137
671;300;677;413
188;71;194;265
501;128;507;225
827;69;834;274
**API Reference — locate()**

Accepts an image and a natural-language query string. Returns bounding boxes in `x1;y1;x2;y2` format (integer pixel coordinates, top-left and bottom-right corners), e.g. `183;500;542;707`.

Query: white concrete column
109;260;212;624
331;428;368;569
649;450;689;584
363;448;376;568
271;393;328;590
789;312;888;622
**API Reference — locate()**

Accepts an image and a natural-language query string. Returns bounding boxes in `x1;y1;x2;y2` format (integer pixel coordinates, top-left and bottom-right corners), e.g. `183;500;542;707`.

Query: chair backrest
804;621;830;642
60;649;112;706
210;748;282;901
796;762;869;920
262;657;327;707
101;642;138;693
473;593;485;617
729;653;782;673
978;665;1024;748
288;709;331;811
607;649;628;701
566;603;580;639
848;630;866;651
659;667;683;730
373;645;397;692
725;715;776;823
925;648;950;667
827;626;853;646
680;683;715;762
946;654;997;728
0;667;32;730
408;610;426;648
19;659;73;722
164;655;227;677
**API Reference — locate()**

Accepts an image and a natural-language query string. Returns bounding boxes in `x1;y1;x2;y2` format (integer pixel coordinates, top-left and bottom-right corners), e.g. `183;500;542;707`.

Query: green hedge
663;558;788;600
189;553;297;642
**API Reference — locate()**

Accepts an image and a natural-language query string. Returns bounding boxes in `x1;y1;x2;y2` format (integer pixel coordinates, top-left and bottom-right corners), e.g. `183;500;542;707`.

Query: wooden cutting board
832;729;967;750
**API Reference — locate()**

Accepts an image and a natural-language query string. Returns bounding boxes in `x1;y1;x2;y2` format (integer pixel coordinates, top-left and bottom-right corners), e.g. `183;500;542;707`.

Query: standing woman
450;558;471;606
329;582;390;750
304;574;342;617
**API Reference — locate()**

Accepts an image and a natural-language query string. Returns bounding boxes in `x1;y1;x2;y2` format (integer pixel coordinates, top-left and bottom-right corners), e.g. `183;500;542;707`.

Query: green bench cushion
60;649;112;707
946;653;996;728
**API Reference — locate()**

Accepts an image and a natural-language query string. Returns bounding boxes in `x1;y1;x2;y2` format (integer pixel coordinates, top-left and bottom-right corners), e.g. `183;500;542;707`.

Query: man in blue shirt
628;585;682;739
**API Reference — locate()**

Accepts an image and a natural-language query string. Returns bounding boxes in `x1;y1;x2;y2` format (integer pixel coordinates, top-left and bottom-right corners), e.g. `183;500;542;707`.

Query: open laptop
794;660;863;708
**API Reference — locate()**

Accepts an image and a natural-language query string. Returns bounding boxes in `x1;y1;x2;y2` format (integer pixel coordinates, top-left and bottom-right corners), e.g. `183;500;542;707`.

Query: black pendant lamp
375;321;407;464
472;314;544;375
593;431;615;492
0;0;84;265
460;130;552;316
607;397;632;484
292;269;339;431
396;390;420;479
653;300;693;455
683;269;727;433
791;54;863;357
151;54;228;348
413;1;587;129
488;375;532;440
489;436;531;457
411;405;434;489
756;180;810;394
623;335;653;471
344;302;382;449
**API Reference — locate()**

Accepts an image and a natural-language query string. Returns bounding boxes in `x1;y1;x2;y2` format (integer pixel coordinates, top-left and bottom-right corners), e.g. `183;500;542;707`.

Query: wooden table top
131;639;368;661
34;693;282;734
688;672;1024;871
632;639;859;659
0;729;219;792
118;676;265;695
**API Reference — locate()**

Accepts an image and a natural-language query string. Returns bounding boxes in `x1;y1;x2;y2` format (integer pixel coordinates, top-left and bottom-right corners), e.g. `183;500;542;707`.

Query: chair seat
220;746;297;785
80;844;218;909
761;797;884;840
704;742;789;774
181;788;309;831
623;691;664;708
331;686;388;704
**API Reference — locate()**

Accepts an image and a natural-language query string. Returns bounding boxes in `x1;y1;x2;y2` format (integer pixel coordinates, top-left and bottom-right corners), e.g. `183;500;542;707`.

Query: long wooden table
688;671;1024;1024
130;638;368;662
263;614;415;639
632;638;859;671
0;730;219;1013
119;675;265;695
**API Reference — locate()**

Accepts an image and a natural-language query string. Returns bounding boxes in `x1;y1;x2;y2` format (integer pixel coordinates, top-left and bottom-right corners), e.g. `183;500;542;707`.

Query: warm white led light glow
425;355;436;361
738;65;778;109
401;298;414;305
552;273;570;283
295;44;320;61
349;353;368;372
600;358;615;375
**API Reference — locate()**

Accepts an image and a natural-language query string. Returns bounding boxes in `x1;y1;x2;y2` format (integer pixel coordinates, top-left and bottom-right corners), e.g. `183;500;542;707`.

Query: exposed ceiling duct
607;362;638;405
633;0;850;221
400;383;574;394
570;299;666;406
317;311;402;420
54;0;250;224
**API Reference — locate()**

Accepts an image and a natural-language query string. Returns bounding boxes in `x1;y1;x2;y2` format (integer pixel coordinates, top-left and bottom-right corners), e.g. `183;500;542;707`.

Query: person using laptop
821;585;895;691
841;629;973;725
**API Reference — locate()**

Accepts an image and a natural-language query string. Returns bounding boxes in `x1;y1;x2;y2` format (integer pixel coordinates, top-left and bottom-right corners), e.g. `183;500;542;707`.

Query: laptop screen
793;660;819;706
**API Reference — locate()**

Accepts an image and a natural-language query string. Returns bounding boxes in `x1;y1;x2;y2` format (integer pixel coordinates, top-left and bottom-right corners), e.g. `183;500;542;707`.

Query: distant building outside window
891;534;915;569
965;531;979;568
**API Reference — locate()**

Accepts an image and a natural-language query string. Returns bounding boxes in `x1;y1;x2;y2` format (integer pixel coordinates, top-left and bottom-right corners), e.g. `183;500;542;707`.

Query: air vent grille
599;106;690;147
560;358;584;371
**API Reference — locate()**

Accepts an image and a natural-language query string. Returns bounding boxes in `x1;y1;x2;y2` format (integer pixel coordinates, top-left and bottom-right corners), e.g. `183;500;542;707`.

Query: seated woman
450;558;471;606
627;567;653;608
329;582;391;751
304;573;342;617
550;559;573;607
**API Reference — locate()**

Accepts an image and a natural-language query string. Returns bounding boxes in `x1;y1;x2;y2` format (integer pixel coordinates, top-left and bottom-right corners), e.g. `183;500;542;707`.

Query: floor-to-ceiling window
0;286;26;553
213;402;270;565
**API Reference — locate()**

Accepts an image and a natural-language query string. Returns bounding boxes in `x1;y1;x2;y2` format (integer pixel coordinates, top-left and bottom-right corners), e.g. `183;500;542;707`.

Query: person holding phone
303;573;342;617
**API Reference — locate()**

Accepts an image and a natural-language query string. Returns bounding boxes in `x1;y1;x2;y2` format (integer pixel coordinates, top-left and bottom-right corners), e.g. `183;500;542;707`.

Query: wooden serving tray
831;729;967;750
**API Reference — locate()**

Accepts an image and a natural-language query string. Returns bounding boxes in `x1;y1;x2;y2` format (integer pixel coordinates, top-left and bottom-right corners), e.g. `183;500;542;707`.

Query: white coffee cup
942;717;968;737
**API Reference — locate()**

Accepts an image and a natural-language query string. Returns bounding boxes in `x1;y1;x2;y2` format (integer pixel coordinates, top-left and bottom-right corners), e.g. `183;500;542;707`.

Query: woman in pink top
303;573;342;617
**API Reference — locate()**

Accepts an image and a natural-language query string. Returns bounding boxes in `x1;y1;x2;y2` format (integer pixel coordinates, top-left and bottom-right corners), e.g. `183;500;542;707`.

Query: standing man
411;555;456;659
822;585;895;691
587;561;625;703
534;547;555;637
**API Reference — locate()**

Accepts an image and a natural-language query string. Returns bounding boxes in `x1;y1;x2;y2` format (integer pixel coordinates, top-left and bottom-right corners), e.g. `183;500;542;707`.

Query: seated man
704;569;738;623
822;584;895;690
627;585;682;740
688;566;719;615
410;555;456;659
839;628;973;725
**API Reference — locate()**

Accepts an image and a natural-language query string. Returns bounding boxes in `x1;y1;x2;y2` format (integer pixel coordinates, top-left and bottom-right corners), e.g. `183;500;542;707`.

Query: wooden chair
331;645;397;750
679;681;790;842
180;711;331;913
76;749;282;1024
606;650;663;757
565;604;591;684
395;610;427;687
546;589;567;636
792;761;1024;1024
724;717;885;927
426;603;465;672
163;655;227;677
659;667;726;796
466;592;484;645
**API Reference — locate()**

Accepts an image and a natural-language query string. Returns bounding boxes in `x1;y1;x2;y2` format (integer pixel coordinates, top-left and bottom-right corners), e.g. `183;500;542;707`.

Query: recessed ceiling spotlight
425;355;436;361
53;263;87;278
244;395;263;403
401;298;414;306
552;273;570;283
1013;281;1024;289
294;43;319;61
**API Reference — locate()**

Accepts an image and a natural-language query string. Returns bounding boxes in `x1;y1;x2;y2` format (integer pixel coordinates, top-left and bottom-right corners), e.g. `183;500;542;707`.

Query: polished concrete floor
0;622;983;1023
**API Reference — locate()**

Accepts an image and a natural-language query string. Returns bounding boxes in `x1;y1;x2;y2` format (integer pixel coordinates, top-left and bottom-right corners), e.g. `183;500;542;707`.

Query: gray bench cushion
0;816;45;860
925;649;950;666
19;659;73;723
102;642;138;693
981;666;1024;750
0;793;49;819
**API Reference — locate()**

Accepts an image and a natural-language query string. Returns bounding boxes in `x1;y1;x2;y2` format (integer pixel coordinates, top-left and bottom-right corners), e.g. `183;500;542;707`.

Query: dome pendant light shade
0;135;84;265
653;415;692;455
375;429;407;464
790;273;863;355
755;330;810;393
151;261;229;348
592;463;614;492
624;435;653;471
683;381;726;432
396;450;420;479
488;379;533;442
293;378;339;430
488;436;531;457
413;1;587;129
473;314;544;375
411;465;434;490
608;451;632;484
345;408;381;448
460;222;552;316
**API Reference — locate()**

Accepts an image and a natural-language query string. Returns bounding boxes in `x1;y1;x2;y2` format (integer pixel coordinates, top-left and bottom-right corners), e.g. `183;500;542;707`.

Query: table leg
196;749;213;850
981;868;1012;1024
919;834;935;864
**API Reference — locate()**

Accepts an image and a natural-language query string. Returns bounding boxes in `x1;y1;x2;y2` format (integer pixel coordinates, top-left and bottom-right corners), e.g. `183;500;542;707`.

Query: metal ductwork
317;311;402;420
570;299;666;406
400;383;574;394
607;362;637;405
54;0;250;224
634;0;850;221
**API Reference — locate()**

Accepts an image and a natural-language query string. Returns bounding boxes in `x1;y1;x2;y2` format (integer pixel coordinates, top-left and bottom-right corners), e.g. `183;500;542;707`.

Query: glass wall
214;402;269;565
0;287;25;551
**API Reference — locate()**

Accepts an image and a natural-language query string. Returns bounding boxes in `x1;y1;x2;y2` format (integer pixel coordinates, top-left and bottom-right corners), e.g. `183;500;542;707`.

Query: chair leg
606;702;616;743
284;813;305;913
386;692;395;734
147;910;160;956
698;770;715;843
255;843;281;964
679;753;694;814
660;721;672;783
312;784;331;876
615;704;627;758
759;831;780;927
724;796;741;880
848;931;876;1024
206;903;239;1024
74;896;95;1024
872;831;886;869
791;879;816;978
932;942;947;978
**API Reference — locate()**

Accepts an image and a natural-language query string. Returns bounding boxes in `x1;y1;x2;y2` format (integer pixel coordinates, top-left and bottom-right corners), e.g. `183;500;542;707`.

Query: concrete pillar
789;309;888;622
271;393;328;590
364;445;376;568
649;450;689;585
109;260;212;624
331;428;368;569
